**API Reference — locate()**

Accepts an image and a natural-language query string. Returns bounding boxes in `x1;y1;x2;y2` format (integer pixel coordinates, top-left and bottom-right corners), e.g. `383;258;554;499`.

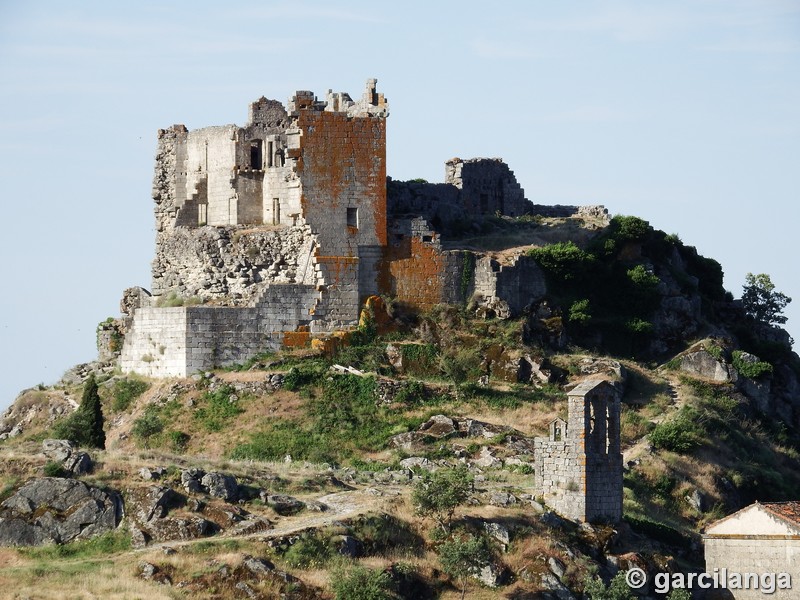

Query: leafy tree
331;564;396;600
741;273;792;326
583;572;635;600
52;374;105;449
437;533;491;600
412;465;473;532
667;590;691;600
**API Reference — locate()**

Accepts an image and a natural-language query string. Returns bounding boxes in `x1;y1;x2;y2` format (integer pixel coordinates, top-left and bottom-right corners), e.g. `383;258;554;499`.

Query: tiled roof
763;501;800;528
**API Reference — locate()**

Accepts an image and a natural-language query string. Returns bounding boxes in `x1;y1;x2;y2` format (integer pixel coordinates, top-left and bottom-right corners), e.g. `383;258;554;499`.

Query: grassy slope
2;305;800;598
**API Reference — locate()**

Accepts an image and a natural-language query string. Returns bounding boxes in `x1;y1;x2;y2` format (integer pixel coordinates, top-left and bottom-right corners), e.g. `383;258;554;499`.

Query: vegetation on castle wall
459;251;475;303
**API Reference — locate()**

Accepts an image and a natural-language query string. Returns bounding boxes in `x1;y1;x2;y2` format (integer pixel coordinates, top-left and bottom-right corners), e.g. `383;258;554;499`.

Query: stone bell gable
534;379;623;522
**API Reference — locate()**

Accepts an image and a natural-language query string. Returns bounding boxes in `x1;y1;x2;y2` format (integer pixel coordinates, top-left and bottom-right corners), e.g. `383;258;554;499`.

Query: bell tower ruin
534;379;623;522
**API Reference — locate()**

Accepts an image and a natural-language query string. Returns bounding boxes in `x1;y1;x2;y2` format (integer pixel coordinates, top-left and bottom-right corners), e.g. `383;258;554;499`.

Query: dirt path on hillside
137;486;404;553
622;373;685;464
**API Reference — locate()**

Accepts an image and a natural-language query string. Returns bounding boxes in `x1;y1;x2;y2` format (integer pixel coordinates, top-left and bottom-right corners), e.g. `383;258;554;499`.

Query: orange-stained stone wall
385;218;473;312
295;109;388;327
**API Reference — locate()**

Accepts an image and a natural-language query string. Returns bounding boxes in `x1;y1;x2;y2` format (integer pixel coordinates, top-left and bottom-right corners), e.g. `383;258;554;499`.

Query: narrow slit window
272;198;280;225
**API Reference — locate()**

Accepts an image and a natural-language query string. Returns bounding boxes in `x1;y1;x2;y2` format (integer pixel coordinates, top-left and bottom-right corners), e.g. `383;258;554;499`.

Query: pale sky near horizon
0;1;798;412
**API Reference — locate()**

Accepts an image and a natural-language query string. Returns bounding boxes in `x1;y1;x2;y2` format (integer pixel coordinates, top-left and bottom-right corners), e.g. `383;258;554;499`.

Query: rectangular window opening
250;140;263;169
347;207;358;229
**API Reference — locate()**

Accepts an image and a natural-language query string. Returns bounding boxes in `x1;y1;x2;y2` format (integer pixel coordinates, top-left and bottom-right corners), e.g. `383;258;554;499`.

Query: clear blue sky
1;1;798;411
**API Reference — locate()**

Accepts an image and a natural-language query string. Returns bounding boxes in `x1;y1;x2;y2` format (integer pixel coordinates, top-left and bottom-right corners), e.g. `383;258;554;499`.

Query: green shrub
131;406;164;447
528;241;596;281
732;351;773;379
610;215;651;243
194;384;244;432
649;408;703;454
168;430;190;452
331;564;396;600
43;461;68;478
348;514;423;555
283;364;325;391
394;380;428;405
399;343;439;376
583;571;635;599
625;318;653;334
412;466;473;532
111;378;149;412
282;534;334;569
568;299;592;325
52;374;105;449
437;533;492;599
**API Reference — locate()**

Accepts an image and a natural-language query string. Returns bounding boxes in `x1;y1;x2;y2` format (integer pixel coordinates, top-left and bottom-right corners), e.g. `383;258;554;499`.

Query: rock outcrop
0;478;122;546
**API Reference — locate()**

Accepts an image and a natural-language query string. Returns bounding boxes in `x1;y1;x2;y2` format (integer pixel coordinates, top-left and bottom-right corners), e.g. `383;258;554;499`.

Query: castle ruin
117;79;597;377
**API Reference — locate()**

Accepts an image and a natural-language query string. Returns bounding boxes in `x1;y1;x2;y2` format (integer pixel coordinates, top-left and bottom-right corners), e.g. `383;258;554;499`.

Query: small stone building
534;380;623;522
704;501;800;599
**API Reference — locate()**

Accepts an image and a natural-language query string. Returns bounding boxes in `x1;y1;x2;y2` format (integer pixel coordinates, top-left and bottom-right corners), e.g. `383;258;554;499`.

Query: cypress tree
53;374;106;449
80;374;106;449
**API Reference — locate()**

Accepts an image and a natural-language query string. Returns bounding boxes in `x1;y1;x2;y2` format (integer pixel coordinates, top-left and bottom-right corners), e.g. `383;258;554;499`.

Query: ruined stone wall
151;225;315;303
386;218;473;310
530;204;610;223
120;285;319;376
294;103;387;327
152;125;187;234
445;158;530;217
704;537;800;599
534;438;586;520
474;256;547;316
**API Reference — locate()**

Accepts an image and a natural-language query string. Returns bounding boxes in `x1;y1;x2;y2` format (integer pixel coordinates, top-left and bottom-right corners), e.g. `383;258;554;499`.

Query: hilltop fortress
115;79;605;377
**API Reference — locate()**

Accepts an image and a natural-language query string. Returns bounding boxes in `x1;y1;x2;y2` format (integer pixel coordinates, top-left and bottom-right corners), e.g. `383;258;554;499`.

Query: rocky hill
0;211;798;600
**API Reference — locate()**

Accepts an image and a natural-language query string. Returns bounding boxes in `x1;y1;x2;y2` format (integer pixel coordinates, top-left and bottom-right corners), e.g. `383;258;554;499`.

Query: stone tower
534;379;623;522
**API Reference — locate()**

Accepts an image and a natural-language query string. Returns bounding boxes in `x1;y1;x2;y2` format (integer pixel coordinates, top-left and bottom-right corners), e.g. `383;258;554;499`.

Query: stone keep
121;80;388;376
534;380;623;522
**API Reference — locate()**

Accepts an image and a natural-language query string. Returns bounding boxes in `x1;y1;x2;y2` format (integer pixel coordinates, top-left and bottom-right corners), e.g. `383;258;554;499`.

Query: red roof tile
762;501;800;528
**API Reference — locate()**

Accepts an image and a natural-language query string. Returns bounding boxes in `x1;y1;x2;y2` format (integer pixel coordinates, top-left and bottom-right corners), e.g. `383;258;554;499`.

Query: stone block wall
295;97;388;328
120;285;319;377
534;438;587;519
704;537;800;599
119;307;190;377
387;158;532;223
